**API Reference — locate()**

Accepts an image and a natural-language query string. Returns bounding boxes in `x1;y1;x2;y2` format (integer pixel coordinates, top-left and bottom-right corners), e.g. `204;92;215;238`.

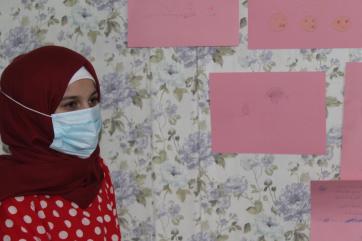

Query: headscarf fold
0;46;104;208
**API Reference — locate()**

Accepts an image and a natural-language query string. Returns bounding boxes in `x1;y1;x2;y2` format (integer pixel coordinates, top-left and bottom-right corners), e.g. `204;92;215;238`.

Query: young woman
0;46;121;240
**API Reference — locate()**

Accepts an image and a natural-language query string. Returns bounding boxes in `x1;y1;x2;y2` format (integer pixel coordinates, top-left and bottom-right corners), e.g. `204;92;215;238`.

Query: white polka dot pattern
0;159;121;240
48;222;54;230
94;226;101;235
40;200;47;209
7;206;17;215
112;234;119;241
59;230;68;239
104;214;111;223
69;208;77;217
96;216;103;223
37;210;45;219
14;196;24;202
23;215;32;224
64;220;72;228
76;229;83;238
52;210;60;217
56;200;63;208
5;219;13;228
82;217;90;226
37;225;46;234
3;235;11;241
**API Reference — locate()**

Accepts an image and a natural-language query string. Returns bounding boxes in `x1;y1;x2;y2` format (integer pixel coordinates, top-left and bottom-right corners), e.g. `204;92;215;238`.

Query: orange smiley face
270;13;288;32
300;15;317;32
332;16;351;32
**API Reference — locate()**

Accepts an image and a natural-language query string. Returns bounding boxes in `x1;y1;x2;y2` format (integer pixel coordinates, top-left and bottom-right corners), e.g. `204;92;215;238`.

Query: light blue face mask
0;90;101;159
50;105;102;159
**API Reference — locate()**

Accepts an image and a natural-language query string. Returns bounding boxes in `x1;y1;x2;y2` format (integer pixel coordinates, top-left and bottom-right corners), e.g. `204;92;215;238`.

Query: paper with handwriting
209;72;326;154
128;0;239;47
249;0;362;48
311;181;362;241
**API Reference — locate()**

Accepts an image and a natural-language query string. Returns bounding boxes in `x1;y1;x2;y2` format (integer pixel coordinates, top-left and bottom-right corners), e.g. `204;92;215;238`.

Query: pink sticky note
311;181;362;241
128;0;239;47
341;63;362;179
249;0;362;49
209;72;326;154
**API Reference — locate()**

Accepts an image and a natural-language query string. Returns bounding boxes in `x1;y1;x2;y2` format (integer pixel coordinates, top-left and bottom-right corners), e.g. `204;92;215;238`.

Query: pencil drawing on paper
240;103;251;117
266;87;288;104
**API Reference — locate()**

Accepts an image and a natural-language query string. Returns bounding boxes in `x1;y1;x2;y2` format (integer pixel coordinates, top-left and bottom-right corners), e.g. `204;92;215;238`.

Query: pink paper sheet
249;0;362;49
128;0;239;47
209;72;326;154
311;181;362;241
341;63;362;179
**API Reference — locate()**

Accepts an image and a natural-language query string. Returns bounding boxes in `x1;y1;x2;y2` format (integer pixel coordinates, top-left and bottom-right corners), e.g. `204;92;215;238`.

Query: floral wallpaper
0;0;352;240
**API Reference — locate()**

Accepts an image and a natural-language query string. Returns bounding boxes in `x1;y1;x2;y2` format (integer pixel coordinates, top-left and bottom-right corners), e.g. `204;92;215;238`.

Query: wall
0;0;351;240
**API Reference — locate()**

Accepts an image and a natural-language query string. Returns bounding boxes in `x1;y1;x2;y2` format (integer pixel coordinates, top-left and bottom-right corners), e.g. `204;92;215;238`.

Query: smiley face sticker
300;15;317;32
269;12;288;32
332;16;351;32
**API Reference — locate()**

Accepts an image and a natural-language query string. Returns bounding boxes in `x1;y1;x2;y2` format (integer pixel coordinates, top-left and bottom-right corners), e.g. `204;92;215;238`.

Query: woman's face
55;79;99;113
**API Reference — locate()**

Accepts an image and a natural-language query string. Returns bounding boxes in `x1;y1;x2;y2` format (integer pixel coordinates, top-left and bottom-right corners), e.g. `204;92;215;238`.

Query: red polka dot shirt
0;159;121;240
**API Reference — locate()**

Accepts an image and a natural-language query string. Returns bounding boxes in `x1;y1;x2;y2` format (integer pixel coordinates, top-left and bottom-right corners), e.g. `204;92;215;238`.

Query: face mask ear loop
0;90;51;118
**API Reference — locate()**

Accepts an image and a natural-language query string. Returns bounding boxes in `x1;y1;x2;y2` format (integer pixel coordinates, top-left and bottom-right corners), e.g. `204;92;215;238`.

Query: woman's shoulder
98;157;110;174
0;158;113;209
98;158;115;191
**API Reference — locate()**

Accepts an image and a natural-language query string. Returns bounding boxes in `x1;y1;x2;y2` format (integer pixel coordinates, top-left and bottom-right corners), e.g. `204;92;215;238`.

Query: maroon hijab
0;46;104;208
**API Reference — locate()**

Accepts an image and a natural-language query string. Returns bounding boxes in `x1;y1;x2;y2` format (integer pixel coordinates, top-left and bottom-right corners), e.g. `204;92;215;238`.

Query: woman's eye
63;101;78;110
89;98;99;106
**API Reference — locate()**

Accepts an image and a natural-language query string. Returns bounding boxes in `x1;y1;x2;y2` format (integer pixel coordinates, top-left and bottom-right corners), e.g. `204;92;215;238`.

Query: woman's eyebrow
61;91;98;101
61;96;78;101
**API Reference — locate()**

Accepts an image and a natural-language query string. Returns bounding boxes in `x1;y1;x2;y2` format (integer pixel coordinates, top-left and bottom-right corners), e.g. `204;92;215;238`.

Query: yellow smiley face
300;15;317;32
270;13;288;32
332;16;351;32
